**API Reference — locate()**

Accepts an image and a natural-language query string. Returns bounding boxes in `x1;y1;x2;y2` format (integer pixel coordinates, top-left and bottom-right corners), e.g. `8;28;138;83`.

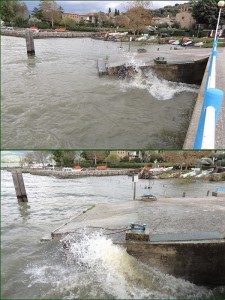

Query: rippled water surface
2;36;198;149
2;170;225;299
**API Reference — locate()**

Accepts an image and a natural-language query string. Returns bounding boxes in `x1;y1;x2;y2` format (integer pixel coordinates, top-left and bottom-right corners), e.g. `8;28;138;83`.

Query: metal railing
194;5;224;149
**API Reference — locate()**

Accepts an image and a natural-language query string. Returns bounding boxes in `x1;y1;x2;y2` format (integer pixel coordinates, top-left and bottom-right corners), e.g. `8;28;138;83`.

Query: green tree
51;151;76;167
1;1;15;23
81;151;109;165
106;153;120;164
1;0;29;24
192;0;225;28
28;17;42;26
31;6;44;20
51;150;64;166
41;0;63;27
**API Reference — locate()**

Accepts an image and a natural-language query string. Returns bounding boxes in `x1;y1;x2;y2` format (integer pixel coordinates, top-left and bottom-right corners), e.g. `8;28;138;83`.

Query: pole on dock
129;37;132;52
12;171;28;202
132;175;138;200
25;29;35;56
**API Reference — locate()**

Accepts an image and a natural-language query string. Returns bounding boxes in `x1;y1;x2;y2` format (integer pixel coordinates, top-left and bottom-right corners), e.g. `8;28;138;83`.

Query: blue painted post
194;88;224;149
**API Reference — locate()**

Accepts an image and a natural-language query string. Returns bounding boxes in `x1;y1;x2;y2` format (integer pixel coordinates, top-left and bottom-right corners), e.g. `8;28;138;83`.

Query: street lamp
214;1;225;45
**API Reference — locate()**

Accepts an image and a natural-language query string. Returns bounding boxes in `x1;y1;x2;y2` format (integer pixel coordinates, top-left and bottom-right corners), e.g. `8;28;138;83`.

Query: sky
24;1;188;14
1;151;29;162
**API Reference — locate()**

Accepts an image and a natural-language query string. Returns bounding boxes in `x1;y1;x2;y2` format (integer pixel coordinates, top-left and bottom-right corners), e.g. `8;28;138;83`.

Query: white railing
194;4;224;149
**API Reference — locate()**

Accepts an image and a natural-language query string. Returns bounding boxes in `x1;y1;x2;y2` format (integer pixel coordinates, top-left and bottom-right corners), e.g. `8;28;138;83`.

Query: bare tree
32;151;50;167
125;1;153;35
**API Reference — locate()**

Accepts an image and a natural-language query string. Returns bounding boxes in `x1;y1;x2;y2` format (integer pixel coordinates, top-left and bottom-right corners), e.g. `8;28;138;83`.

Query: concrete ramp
150;231;224;242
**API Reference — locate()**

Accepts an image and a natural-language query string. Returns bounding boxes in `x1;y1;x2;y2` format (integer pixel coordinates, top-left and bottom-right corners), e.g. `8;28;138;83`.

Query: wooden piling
25;29;35;56
12;171;28;202
182;192;186;197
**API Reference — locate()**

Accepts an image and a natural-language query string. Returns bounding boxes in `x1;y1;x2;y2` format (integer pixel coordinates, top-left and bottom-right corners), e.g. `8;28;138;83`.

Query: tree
1;0;29;24
24;152;35;167
28;17;42;26
62;16;77;29
31;6;44;20
81;151;109;165
41;0;63;28
192;0;225;28
125;1;153;35
106;153;120;164
32;151;50;167
115;14;130;28
51;151;76;167
96;11;109;26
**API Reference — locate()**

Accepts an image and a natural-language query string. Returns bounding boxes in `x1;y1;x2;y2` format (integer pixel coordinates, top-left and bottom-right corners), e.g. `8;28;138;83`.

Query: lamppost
214;1;225;48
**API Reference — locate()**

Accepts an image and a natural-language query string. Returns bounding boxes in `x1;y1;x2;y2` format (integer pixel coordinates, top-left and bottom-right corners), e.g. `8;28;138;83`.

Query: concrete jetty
50;197;225;286
99;48;210;84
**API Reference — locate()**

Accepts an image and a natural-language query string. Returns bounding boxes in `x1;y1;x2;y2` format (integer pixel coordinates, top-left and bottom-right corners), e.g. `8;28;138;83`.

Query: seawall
19;168;131;178
1;29;94;38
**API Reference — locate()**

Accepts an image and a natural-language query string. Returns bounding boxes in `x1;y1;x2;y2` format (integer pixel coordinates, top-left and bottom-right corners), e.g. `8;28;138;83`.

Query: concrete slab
51;197;225;240
150;231;224;242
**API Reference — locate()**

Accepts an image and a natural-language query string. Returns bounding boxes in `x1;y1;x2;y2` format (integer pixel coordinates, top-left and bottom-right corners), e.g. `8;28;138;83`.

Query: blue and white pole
194;0;225;149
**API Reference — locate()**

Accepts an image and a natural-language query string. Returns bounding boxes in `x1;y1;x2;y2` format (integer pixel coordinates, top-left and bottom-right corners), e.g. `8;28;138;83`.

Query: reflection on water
18;202;31;221
2;36;198;149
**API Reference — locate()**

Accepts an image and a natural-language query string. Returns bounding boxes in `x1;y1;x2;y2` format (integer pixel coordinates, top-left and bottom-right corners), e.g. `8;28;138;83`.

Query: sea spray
107;69;199;101
31;231;214;299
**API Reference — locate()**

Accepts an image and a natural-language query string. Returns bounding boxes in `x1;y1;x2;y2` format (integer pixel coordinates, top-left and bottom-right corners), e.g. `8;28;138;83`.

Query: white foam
25;231;214;299
118;69;199;100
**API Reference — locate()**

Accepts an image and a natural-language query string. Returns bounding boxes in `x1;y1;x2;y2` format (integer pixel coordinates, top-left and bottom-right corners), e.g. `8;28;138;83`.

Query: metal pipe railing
194;3;224;149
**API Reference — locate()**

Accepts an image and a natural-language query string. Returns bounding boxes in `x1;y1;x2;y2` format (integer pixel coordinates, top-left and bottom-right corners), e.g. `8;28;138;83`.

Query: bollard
12;171;28;202
182;192;186;197
207;190;210;196
25;29;35;56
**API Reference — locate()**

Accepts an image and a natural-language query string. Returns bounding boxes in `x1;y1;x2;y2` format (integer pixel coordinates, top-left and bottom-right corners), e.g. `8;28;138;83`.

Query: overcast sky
24;1;188;14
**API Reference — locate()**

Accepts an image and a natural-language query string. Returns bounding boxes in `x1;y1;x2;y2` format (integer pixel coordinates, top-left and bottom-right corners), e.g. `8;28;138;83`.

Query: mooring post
12;170;28;202
182;192;186;197
25;29;35;56
207;190;210;196
132;174;138;200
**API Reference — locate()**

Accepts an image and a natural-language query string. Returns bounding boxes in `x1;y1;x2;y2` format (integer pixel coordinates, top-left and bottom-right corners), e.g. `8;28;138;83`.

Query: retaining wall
123;240;225;286
1;29;94;38
21;169;131;178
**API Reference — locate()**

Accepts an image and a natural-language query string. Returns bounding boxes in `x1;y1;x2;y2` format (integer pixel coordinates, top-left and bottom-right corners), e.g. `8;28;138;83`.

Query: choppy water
2;170;225;299
2;36;198;149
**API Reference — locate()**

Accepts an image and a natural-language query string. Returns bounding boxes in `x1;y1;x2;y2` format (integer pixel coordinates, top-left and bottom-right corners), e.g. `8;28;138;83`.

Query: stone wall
21;169;131;178
1;29;94;39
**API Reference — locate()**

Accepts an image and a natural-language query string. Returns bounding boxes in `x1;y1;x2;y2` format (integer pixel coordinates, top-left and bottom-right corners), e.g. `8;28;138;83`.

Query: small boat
140;193;157;201
137;48;147;53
